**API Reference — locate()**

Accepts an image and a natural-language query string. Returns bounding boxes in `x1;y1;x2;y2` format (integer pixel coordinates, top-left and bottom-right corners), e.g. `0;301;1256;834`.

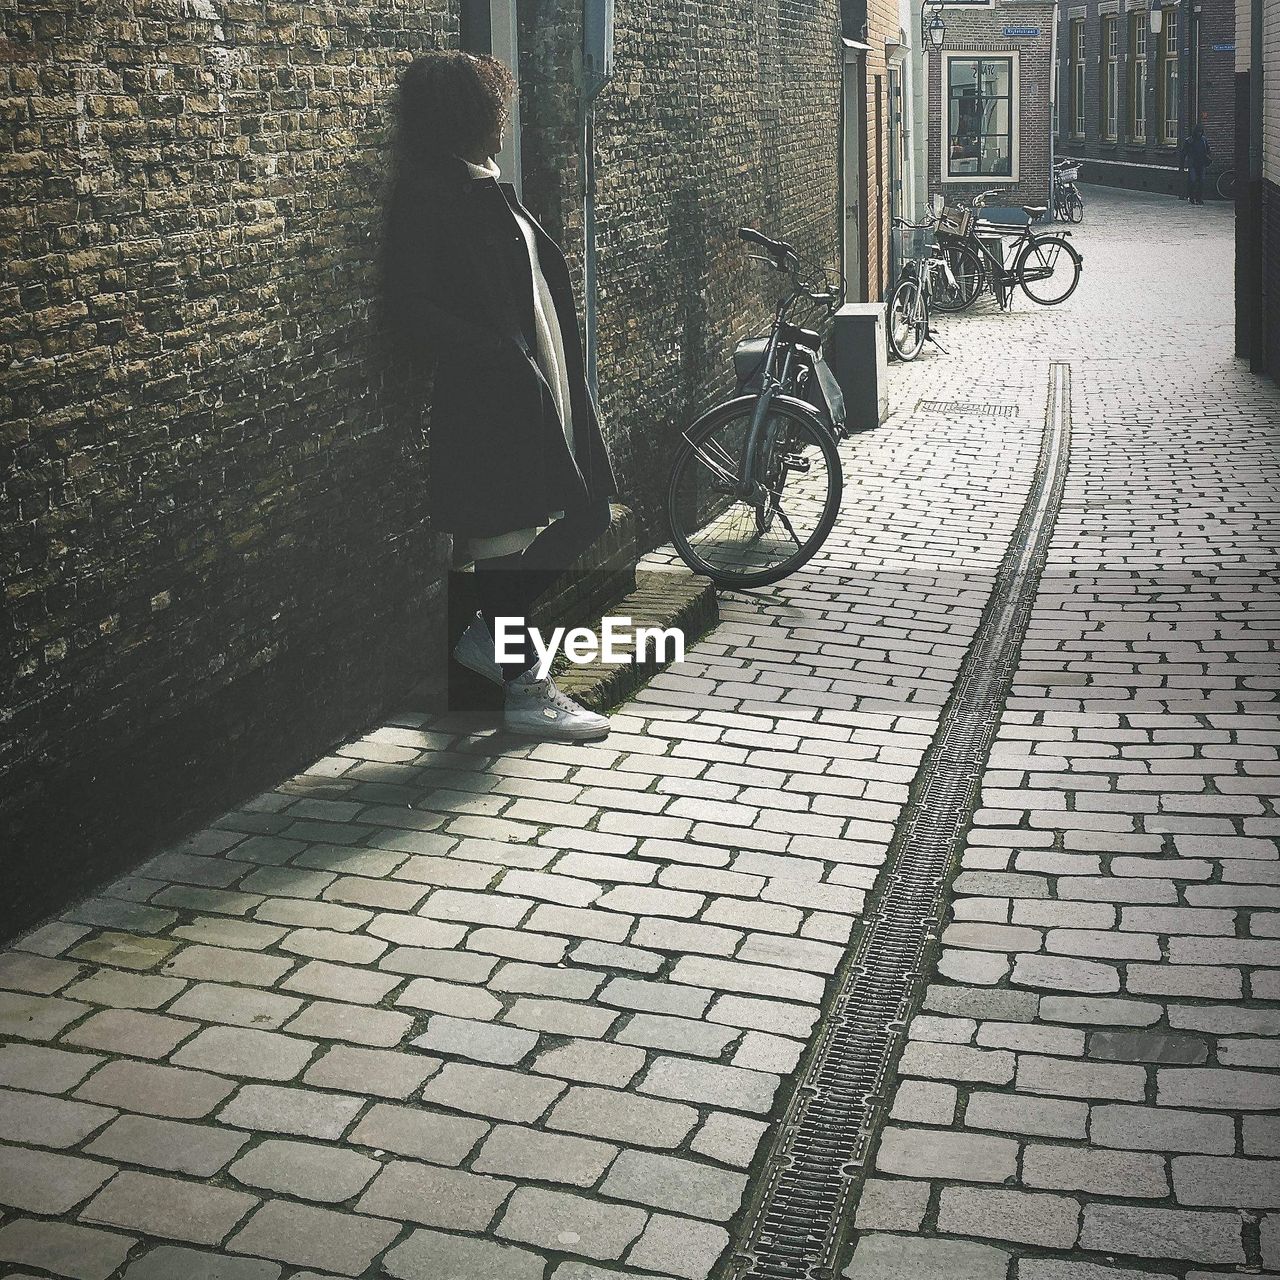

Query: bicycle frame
740;294;809;500
940;191;1073;306
720;248;844;500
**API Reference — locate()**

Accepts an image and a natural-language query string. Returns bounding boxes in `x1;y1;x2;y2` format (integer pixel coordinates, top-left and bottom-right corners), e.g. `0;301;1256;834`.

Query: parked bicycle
887;206;958;361
1053;157;1084;223
1215;167;1236;201
666;227;847;589
932;189;1083;312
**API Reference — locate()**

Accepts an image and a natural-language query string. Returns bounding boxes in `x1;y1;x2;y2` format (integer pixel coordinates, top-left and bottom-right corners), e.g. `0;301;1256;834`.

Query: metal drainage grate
730;365;1071;1280
917;399;1020;417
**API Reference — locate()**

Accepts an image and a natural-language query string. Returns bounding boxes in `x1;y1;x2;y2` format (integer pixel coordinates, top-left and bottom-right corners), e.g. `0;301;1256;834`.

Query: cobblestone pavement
0;187;1274;1280
846;191;1280;1279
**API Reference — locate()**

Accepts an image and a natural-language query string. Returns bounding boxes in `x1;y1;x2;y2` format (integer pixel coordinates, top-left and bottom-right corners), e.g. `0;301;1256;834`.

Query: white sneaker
452;613;503;686
503;670;611;741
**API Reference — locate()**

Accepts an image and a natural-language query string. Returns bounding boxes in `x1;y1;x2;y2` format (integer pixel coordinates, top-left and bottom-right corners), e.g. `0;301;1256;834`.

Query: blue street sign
1003;25;1041;36
1211;42;1234;51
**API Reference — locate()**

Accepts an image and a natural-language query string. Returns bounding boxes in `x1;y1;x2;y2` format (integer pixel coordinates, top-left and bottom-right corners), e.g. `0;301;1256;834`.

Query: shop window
946;55;1016;179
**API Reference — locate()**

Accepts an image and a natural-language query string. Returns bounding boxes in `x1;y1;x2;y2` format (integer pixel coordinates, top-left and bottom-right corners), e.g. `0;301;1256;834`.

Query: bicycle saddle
1022;204;1048;217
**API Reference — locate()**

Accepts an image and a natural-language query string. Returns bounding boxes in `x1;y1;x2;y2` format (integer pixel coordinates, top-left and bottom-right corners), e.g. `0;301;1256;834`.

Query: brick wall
1265;0;1280;183
1;0;456;933
1197;0;1236;155
866;0;904;299
518;0;844;543
2;0;844;936
926;2;1056;207
1056;0;1237;196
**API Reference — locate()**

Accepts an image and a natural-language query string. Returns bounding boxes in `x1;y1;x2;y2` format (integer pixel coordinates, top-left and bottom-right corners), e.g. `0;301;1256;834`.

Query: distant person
1180;122;1210;205
383;51;617;741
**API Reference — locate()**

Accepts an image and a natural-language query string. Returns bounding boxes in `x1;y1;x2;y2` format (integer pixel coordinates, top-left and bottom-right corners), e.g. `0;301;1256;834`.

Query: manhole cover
917;399;1020;417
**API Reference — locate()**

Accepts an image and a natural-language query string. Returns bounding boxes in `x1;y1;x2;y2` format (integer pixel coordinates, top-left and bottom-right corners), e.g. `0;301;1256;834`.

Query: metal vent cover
917;399;1020;417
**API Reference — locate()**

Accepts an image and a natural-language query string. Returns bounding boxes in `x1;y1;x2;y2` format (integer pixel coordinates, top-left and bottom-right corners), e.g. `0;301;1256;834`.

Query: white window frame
1101;14;1119;140
941;50;1021;184
1159;9;1179;144
1070;19;1086;137
1130;14;1147;141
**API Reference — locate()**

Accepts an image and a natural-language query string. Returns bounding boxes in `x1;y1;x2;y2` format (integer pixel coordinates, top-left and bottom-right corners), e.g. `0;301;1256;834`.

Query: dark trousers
1186;167;1206;203
473;499;611;681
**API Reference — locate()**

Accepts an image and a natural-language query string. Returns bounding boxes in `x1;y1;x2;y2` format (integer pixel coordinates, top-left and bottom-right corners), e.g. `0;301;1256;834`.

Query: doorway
842;48;867;302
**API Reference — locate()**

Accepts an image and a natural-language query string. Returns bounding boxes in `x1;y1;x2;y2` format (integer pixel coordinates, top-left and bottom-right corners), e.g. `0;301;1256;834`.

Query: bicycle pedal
782;455;811;474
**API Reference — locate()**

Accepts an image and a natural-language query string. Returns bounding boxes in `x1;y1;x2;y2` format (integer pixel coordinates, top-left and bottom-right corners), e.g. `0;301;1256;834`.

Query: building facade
924;0;1057;209
1234;0;1278;377
1056;0;1236;195
845;0;913;300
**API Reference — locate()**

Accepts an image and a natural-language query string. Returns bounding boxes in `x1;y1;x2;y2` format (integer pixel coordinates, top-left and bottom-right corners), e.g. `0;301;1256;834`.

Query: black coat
385;157;617;538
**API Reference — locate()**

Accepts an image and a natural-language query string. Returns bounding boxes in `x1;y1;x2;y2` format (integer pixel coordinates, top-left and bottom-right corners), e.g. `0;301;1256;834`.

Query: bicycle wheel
932;243;983;312
667;397;843;589
887;276;926;361
1067;190;1084;223
1216;169;1235;200
1016;234;1082;305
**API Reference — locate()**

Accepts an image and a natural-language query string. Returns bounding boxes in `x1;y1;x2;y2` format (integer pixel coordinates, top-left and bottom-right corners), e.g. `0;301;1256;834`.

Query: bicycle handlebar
740;225;843;312
739;227;794;264
968;188;1008;208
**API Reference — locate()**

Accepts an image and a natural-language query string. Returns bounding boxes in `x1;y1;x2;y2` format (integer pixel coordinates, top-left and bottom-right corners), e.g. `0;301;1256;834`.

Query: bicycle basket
895;225;935;263
937;204;974;239
1059;166;1079;183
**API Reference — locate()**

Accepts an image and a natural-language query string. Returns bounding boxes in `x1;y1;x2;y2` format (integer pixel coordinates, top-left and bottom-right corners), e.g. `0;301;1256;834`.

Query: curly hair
394;50;516;167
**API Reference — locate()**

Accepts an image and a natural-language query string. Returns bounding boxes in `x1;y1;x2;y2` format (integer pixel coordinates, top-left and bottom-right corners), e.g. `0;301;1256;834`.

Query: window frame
1101;14;1119;142
1129;12;1147;142
941;51;1021;184
1158;8;1179;145
1069;18;1086;138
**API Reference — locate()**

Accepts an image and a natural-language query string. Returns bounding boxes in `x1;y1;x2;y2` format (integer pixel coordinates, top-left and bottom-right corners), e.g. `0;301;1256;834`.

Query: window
1101;15;1118;141
1129;13;1147;141
1158;9;1179;144
1070;19;1085;137
946;55;1016;179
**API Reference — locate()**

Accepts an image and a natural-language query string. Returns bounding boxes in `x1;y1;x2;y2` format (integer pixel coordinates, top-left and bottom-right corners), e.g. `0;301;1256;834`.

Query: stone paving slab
0;318;1043;1275
1;187;1274;1280
847;189;1280;1278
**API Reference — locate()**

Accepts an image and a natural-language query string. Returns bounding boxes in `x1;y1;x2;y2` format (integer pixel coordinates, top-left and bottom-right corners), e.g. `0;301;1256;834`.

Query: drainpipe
1049;0;1059;205
581;0;614;403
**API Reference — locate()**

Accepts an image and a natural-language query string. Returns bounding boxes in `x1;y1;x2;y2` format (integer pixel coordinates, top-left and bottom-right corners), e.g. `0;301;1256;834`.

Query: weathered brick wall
1198;1;1236;154
926;2;1056;208
519;0;844;543
1265;177;1280;375
2;0;843;935
865;0;902;299
1;0;455;932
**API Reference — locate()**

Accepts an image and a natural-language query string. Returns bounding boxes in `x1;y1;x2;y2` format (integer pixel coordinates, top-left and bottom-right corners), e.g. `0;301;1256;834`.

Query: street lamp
923;2;946;49
1149;0;1163;36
